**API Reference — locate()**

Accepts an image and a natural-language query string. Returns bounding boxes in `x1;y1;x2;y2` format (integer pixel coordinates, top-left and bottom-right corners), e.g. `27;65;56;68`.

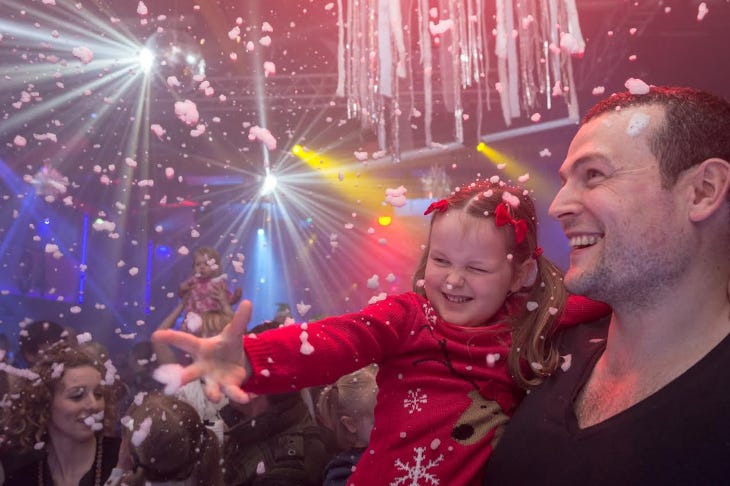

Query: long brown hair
412;179;568;388
1;341;117;451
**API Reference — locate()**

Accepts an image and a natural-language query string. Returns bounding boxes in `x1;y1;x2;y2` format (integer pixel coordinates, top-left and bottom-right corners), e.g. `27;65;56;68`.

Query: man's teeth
445;294;470;303
569;235;602;248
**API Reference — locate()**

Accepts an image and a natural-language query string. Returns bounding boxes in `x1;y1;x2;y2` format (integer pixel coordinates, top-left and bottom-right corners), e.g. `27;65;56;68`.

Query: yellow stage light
378;215;392;226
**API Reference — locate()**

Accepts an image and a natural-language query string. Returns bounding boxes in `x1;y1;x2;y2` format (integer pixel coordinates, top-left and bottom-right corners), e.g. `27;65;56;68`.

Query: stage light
378;216;392;226
260;172;278;196
138;47;155;73
257;228;265;236
476;141;486;152
292;144;303;155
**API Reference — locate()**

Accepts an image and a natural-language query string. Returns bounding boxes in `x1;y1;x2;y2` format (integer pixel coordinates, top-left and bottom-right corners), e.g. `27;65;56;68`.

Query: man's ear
686;158;730;222
340;415;358;434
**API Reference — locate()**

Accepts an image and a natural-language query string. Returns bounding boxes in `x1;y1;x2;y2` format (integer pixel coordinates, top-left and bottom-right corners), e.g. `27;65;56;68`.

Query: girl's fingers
225;300;253;337
223;383;252;404
178;361;205;386
152;329;201;356
203;378;223;403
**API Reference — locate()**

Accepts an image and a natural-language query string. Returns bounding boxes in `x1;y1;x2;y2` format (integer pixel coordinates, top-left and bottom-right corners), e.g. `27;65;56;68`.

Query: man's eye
586;168;603;179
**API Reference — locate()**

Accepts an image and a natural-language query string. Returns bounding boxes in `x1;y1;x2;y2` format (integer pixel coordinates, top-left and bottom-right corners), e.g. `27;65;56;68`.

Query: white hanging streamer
335;0;584;151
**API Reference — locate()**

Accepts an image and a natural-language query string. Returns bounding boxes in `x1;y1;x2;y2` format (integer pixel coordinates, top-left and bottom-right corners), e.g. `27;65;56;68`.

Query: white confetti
263;61;276;77
299;331;314;355
174;99;199;126
560;354;572;372
296;301;311;317
624;78;650;95
153;364;184;394
72;46;93;64
385;186;408;207
697;2;708;21
429;19;453;35
228;26;241;40
150;124;166;139
185;312;202;334
248;125;277;150
76;332;92;344
131;417;152;447
626;112;651;137
51;362;64;379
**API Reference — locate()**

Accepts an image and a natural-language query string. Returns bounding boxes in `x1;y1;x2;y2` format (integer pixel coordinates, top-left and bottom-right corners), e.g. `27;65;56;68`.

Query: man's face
549;105;692;306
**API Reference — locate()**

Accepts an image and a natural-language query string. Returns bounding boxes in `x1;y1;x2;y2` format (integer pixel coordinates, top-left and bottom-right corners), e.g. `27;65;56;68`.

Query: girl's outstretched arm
152;300;254;403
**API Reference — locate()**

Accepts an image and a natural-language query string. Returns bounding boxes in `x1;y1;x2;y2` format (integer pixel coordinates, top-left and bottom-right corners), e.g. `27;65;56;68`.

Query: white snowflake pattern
403;388;428;414
390;446;444;485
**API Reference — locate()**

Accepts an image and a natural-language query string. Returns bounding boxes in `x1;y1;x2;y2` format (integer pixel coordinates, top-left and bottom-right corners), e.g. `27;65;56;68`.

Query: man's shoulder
554;313;611;352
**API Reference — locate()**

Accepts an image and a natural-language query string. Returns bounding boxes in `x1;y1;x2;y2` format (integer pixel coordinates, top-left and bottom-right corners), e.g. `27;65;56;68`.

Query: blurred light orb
261;173;278;196
148;30;206;89
138;47;155;72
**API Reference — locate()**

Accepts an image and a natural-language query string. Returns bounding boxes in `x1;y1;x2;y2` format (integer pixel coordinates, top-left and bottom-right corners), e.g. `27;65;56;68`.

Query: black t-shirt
484;317;730;485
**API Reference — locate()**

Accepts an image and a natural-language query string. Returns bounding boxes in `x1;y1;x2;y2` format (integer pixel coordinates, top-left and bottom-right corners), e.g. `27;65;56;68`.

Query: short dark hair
584;86;730;191
18;320;66;358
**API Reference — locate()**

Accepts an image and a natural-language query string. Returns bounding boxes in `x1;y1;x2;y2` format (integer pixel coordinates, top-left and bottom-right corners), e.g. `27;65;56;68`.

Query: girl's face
424;211;528;327
193;252;219;278
48;366;105;442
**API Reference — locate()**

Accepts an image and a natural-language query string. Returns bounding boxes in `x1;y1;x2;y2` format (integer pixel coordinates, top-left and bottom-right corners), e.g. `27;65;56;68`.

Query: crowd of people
1;85;728;485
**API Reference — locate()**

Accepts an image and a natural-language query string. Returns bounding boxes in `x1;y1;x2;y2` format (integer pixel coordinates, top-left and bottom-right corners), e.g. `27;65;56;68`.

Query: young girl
317;365;378;486
177;246;241;334
153;178;609;485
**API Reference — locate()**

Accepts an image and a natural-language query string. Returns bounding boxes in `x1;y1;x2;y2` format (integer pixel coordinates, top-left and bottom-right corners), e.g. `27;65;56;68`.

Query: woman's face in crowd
48;366;105;442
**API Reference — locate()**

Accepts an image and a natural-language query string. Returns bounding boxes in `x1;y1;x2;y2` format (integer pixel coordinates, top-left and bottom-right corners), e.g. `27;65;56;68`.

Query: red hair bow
494;202;527;244
424;199;449;215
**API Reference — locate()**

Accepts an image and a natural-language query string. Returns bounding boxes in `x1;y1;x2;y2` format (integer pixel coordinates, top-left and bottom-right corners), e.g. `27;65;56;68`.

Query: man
483;86;730;484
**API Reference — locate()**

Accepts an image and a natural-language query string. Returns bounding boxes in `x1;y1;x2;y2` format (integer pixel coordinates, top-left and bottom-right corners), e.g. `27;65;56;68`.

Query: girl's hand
152;300;254;403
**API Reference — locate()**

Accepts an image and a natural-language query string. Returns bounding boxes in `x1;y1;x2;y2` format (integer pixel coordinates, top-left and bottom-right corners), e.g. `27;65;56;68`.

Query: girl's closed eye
431;256;450;265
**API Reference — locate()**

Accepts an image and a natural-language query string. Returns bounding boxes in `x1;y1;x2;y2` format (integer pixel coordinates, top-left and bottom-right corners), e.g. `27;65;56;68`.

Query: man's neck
604;277;730;374
575;275;730;428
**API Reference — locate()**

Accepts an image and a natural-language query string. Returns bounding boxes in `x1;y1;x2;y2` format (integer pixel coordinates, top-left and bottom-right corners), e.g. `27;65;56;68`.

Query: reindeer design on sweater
413;324;511;449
